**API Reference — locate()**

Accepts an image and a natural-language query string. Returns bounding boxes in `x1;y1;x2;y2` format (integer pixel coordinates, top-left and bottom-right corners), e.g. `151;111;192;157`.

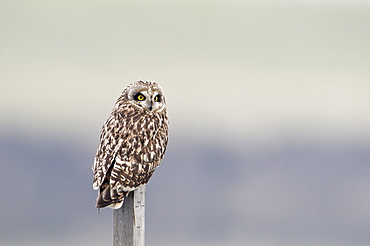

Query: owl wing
92;104;138;190
92;114;121;191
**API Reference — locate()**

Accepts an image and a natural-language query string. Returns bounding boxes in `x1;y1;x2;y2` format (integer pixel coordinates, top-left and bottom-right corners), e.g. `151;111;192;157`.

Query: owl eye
135;93;146;101
154;95;161;102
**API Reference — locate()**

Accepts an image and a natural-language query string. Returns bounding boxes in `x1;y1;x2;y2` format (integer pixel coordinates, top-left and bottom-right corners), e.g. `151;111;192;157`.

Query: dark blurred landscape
1;125;369;245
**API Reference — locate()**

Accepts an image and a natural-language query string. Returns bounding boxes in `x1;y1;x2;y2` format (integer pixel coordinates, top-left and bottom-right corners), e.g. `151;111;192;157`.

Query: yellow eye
135;93;145;101
154;96;159;102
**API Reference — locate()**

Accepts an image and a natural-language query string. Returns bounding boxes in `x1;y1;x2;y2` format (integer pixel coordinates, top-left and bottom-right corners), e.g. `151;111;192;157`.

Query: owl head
120;81;166;113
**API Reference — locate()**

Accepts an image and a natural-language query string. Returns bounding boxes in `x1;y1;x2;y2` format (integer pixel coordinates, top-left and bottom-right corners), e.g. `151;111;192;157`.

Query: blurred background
1;0;370;245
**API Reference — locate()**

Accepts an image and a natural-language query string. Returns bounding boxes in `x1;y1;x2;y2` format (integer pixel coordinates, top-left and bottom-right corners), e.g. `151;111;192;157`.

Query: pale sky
1;0;370;142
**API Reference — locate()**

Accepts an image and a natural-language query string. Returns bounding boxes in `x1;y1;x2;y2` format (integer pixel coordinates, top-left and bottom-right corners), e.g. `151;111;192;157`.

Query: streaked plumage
92;81;169;210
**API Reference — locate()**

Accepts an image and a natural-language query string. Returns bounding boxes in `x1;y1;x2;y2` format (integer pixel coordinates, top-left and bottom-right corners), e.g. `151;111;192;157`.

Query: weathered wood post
113;185;146;246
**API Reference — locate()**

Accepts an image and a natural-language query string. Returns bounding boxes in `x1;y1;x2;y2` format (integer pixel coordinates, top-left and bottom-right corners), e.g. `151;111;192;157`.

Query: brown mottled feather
92;81;168;209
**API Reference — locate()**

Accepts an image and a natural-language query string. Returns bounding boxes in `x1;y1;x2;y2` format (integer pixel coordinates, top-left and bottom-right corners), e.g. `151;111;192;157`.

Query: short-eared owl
92;81;169;209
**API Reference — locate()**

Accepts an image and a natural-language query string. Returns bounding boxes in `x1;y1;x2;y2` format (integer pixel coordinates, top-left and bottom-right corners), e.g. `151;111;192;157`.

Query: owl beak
147;101;153;112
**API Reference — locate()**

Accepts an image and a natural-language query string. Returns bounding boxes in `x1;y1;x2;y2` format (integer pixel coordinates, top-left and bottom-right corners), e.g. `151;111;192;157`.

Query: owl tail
96;183;125;210
96;184;113;208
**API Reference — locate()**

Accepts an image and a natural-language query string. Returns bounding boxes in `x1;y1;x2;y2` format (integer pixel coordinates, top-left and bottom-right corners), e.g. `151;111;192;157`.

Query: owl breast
109;108;168;191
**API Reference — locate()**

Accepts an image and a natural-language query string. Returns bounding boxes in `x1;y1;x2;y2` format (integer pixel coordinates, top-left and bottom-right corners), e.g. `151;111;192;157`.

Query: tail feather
96;183;125;209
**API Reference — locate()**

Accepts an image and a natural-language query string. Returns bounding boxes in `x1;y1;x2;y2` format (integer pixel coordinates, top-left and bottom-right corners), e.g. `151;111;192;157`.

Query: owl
92;81;169;210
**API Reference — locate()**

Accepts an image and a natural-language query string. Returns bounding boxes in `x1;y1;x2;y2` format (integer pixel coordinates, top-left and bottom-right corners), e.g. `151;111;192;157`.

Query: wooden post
113;185;146;246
